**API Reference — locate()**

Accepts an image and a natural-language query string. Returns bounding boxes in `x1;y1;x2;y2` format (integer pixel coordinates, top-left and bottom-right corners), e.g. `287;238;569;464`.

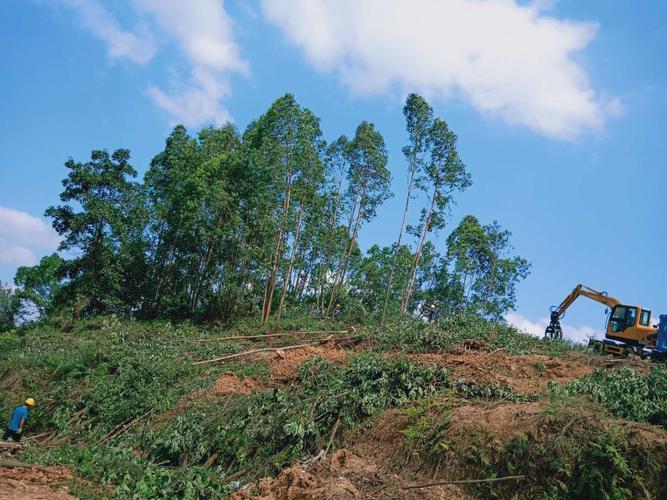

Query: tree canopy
11;93;529;326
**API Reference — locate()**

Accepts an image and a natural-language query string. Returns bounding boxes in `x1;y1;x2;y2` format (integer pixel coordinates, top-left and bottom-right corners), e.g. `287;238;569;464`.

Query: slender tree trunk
190;239;215;312
401;186;437;315
276;201;305;320
327;191;365;315
262;170;293;323
381;172;415;325
318;179;344;308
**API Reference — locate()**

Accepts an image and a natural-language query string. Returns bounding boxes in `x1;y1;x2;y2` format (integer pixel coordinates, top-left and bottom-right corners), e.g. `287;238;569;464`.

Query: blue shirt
8;405;29;432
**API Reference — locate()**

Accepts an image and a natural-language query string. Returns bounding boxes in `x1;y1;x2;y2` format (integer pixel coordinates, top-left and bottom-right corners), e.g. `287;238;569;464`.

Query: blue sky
1;0;665;340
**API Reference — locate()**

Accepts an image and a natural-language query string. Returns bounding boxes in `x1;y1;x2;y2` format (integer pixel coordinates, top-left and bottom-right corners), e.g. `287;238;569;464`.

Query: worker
333;304;342;320
2;398;35;442
422;303;437;323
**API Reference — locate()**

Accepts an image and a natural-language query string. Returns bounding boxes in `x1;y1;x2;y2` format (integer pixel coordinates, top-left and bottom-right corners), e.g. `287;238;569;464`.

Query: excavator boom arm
554;284;621;319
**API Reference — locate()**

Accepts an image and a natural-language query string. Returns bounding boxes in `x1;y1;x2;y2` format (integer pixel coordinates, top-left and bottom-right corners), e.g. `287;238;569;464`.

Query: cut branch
403;475;525;490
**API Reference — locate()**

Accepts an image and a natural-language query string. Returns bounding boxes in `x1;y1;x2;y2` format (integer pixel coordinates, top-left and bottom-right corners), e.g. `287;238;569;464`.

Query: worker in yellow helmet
2;398;35;442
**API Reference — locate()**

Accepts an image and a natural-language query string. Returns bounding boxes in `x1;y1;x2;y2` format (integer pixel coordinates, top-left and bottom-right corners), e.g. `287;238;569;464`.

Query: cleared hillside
1;316;666;499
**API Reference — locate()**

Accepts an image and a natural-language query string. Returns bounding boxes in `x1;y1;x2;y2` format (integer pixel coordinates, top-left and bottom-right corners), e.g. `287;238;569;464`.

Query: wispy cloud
505;312;598;343
54;0;247;126
0;207;61;266
262;0;621;140
136;0;248;127
58;0;156;64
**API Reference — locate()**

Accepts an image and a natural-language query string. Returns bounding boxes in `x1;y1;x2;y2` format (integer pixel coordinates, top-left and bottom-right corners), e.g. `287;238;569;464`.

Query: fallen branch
324;411;342;457
0;459;44;470
0;441;22;450
224;468;248;483
193;336;351;366
24;432;54;442
101;409;154;444
204;451;220;469
193;330;349;343
403;475;525;489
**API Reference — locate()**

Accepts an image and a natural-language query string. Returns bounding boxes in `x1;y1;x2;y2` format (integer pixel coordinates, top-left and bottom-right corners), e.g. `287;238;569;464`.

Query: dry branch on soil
193;336;352;365
193;330;350;343
0;460;44;470
403;474;525;489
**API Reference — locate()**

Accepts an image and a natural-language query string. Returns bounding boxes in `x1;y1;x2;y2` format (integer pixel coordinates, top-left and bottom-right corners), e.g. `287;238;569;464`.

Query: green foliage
564;366;667;425
456;381;539;402
414;404;666;500
45;149;142;316
13;253;65;319
0;282;17;332
145;353;448;477
439;215;531;320
15;92;528;326
24;445;229;499
370;314;582;356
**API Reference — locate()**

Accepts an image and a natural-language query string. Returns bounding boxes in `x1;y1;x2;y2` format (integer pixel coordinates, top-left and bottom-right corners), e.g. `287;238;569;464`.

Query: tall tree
381;94;433;325
13;253;65;318
401;117;471;314
46;149;139;316
444;216;530;319
248;95;323;323
327;122;392;314
0;283;17;332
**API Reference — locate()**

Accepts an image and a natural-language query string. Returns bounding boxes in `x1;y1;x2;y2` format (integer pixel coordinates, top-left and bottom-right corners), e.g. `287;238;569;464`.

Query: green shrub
145;353;449;477
367;314;582;356
565;366;667;425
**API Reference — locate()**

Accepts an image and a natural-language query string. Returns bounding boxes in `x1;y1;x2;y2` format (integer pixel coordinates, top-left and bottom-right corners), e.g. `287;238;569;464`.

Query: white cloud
505;312;598;343
136;0;248;127
262;0;620;140
0;207;61;266
59;0;156;64
56;0;246;127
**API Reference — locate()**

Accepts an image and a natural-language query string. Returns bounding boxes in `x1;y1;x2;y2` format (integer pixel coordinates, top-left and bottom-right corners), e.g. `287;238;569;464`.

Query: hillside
1;316;667;499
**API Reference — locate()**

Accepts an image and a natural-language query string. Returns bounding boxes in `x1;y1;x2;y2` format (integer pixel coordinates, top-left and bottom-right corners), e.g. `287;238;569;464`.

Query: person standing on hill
2;398;35;442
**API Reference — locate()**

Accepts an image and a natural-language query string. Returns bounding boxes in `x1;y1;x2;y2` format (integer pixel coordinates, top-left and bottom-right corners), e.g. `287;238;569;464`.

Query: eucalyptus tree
326;122;392;314
445;216;530;320
400;117;471;314
381;94;433;325
275;133;326;320
142;124;241;319
45;149;140;316
248;95;324;322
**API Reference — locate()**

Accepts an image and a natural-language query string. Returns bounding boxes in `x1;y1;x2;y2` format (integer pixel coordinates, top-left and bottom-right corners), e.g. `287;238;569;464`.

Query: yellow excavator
545;284;667;359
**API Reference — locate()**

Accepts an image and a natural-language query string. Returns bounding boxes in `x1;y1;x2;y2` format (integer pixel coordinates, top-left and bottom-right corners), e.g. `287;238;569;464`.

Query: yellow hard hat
25;398;36;407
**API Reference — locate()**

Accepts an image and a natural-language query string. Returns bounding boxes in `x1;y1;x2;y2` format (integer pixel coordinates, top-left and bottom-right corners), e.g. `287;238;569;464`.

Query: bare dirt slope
0;466;74;500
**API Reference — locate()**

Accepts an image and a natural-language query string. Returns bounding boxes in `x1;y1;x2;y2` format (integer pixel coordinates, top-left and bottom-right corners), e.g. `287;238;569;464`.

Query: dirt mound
447;401;543;442
269;344;348;382
408;350;596;393
211;373;266;396
0;466;74;500
233;465;359;499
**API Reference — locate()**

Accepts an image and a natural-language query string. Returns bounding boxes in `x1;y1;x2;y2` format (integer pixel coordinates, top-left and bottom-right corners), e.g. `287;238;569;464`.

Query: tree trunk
276;200;305;320
401;185;437;315
381;172;415;325
190;239;215;312
318;180;345;307
327;191;365;315
262;170;293;323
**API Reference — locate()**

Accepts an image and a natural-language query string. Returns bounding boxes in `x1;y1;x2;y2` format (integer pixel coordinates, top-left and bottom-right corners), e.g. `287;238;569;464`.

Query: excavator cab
606;304;656;346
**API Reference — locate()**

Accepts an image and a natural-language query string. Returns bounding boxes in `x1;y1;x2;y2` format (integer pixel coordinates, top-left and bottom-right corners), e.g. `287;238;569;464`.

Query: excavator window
627;308;637;327
640;309;651;326
610;306;638;333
